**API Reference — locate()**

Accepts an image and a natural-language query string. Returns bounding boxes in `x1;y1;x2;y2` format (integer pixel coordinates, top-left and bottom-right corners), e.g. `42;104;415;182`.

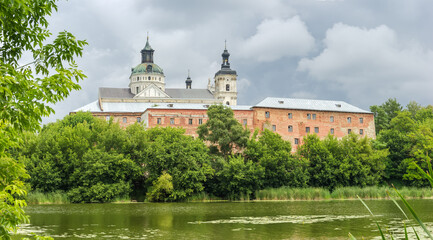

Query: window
198;119;203;125
306;127;310;133
348;129;352;134
307;113;311;119
312;114;316;120
106;116;110;121
347;117;351;123
330;116;334;122
226;84;230;91
170;118;174;125
226;101;230;105
360;129;364;135
265;111;270;118
360;118;364;123
123;117;127;123
288;125;293;132
288;113;292;119
188;119;193;125
272;125;276;131
243;119;247;126
137;117;141;122
315;127;319;133
136;87;139;93
294;138;299;145
330;128;334;134
148;76;151;80
157;118;161;124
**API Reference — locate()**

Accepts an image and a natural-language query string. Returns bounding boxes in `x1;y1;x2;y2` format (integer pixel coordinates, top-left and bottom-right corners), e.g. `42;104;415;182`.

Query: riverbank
26;186;433;204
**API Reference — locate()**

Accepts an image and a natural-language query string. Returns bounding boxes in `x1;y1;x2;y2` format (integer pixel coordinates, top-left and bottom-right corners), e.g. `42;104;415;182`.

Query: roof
165;89;214;99
254;97;371;114
131;63;164;75
99;88;134;99
72;101;251;113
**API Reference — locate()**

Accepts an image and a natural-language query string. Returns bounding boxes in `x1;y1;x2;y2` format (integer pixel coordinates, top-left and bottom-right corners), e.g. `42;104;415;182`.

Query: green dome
131;63;164;76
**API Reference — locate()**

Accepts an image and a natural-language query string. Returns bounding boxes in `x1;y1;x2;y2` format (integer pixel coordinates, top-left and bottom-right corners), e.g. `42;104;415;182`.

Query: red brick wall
91;112;142;128
252;107;375;150
144;108;255;137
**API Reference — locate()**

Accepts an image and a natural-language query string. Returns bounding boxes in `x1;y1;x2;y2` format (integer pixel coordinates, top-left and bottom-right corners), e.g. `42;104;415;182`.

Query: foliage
142;127;213;201
370;98;402;134
147;172;174;202
216;155;264;200
197;105;250;156
298;134;387;190
245;129;308;188
0;0;87;238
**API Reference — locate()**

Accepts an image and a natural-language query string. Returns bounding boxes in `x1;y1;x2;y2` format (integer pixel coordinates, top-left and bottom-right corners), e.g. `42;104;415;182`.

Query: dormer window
146;65;153;72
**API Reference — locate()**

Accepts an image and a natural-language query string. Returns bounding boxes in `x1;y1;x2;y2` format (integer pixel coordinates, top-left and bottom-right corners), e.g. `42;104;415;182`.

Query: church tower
214;42;237;105
129;36;166;96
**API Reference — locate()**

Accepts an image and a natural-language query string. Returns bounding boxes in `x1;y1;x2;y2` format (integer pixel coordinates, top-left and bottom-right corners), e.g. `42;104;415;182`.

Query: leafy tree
143;127;213;200
1;0;86;238
197;105;250;156
246;129;308;188
370;98;403;134
217;155;264;200
147;172;174;202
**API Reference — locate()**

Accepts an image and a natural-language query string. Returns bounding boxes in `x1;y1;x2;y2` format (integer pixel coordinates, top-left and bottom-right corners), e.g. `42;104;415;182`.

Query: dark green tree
370;98;403;134
197;105;250;156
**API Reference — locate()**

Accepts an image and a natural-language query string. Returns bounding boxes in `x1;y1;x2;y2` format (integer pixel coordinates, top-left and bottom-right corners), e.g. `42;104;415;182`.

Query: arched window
226;84;230;91
148;76;151;80
226;101;230;105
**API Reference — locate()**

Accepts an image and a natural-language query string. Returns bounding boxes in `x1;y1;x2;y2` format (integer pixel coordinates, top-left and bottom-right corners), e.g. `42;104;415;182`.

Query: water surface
16;200;433;239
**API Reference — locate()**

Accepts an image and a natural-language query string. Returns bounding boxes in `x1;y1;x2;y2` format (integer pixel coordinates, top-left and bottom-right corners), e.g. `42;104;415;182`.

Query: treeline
11;101;433;202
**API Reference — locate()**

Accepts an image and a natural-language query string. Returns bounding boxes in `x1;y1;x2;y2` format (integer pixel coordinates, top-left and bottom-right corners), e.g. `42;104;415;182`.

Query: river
15;199;433;239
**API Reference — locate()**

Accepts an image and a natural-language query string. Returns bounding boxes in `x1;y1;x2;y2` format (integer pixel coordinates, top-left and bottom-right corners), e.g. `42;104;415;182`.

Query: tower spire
185;69;192;89
141;34;154;63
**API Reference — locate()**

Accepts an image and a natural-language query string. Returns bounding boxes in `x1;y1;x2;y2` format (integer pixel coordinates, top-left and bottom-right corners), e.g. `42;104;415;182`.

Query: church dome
131;63;164;76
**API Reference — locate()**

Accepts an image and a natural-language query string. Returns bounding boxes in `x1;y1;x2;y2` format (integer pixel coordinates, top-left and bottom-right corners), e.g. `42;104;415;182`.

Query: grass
27;191;70;204
255;186;433;201
184;192;225;202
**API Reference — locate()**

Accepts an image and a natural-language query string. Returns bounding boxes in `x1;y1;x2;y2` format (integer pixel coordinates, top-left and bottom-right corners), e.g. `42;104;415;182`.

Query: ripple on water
188;214;370;225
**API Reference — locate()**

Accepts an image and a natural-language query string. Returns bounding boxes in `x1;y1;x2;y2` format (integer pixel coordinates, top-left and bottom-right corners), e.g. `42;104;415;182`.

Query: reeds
26;191;70;204
255;186;433;201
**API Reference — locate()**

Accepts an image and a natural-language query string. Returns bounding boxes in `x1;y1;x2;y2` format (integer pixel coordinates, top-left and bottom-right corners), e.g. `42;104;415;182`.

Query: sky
43;0;433;124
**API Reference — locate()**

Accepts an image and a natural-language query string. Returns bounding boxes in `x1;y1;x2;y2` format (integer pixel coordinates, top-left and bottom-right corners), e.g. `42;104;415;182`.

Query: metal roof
254;97;371;113
165;89;214;99
99;88;134;99
73;101;251;113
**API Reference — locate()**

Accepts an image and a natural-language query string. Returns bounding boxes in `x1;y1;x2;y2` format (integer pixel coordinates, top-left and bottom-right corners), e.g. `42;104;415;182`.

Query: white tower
214;42;237;105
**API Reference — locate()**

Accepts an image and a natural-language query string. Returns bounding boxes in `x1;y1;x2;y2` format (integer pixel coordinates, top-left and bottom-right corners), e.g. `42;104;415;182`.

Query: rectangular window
330;128;334;134
294;138;299;145
123;117;127;123
360;118;363;124
288;125;293;132
307;113;311;119
348;129;352;134
170;118;174;125
188;119;193;125
288;113;292;119
312;114;316;120
272;125;276;131
198;119;203;125
360;129;364;135
243;119;247;126
347;117;351;123
265;111;270;118
330;116;334;122
137;117;141;122
157;118;161;124
306;127;310;133
106;116;110;121
315;127;319;133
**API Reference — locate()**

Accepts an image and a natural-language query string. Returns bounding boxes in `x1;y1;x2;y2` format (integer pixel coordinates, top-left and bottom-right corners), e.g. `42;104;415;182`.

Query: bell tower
214;41;237;105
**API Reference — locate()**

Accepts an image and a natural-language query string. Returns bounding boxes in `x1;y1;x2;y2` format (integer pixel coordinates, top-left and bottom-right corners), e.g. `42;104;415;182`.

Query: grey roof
165;89;214;99
254;97;371;114
99;88;134;99
73;101;251;113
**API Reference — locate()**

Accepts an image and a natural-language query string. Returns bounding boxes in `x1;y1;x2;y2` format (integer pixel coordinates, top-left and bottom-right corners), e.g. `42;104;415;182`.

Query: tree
1;0;87;238
370;98;403;134
197;105;250;156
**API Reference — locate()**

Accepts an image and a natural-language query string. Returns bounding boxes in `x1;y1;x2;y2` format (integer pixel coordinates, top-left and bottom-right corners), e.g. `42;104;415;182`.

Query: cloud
298;23;433;106
239;16;315;62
